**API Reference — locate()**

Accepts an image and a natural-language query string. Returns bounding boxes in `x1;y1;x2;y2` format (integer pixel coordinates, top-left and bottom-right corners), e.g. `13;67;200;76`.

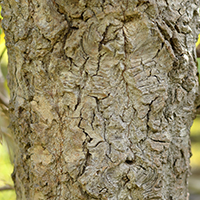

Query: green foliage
197;58;200;71
0;145;16;200
0;6;2;20
0;5;15;199
191;117;200;168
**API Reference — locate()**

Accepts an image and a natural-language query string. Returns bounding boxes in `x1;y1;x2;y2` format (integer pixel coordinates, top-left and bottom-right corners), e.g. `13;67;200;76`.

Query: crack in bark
74;86;81;111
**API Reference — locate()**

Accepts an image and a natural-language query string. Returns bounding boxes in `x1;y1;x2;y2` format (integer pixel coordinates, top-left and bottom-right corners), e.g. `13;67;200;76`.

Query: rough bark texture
1;0;200;199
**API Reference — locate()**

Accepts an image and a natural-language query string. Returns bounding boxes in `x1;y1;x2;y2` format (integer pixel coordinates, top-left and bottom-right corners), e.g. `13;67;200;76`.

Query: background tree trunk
1;0;200;199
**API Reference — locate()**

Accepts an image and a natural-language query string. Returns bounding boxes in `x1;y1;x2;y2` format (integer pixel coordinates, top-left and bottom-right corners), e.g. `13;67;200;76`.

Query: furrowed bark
1;0;200;199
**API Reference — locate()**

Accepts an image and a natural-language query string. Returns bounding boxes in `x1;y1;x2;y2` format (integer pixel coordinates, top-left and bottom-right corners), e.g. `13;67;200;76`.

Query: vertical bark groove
1;0;200;199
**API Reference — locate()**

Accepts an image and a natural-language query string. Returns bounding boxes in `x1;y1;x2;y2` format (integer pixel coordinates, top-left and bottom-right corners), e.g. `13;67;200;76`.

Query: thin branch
0;46;6;61
0;184;14;191
0;92;9;108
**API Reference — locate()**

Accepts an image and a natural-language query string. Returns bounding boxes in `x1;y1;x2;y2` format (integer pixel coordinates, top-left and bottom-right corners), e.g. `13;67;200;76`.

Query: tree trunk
1;0;200;199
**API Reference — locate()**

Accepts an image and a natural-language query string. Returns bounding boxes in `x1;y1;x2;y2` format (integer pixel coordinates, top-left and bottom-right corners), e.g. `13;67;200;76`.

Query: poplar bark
1;0;200;199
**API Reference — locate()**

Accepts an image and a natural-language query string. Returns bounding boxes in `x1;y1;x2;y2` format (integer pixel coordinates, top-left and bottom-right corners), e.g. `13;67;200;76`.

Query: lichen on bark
1;0;200;199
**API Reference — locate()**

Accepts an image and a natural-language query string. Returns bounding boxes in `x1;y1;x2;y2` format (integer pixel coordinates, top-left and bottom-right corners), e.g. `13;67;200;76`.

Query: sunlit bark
1;0;200;199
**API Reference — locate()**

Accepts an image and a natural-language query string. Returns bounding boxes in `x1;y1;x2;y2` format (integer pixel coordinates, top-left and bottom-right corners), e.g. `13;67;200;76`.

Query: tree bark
1;0;200;199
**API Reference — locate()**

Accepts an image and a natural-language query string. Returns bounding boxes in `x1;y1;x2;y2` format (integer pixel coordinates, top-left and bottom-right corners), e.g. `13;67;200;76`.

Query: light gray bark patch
32;0;69;42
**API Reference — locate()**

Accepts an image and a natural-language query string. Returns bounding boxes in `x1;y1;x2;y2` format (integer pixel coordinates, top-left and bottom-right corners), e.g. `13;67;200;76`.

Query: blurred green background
0;6;200;200
0;13;16;199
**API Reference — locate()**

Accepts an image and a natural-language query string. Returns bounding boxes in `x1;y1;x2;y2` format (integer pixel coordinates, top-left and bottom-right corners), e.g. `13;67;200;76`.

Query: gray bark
1;0;200;199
